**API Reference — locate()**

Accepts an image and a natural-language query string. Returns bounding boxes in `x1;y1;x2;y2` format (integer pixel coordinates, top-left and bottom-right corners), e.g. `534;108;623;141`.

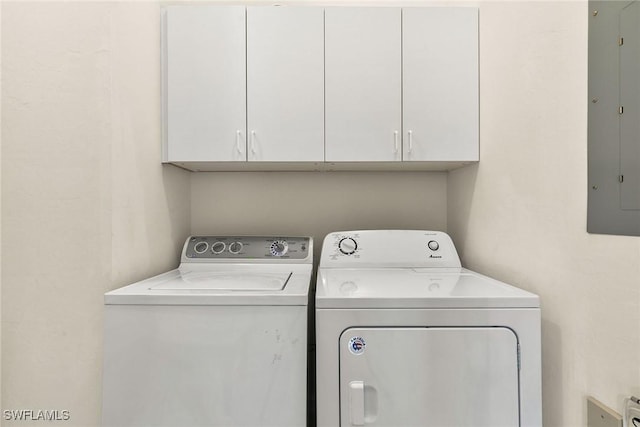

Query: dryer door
339;327;519;427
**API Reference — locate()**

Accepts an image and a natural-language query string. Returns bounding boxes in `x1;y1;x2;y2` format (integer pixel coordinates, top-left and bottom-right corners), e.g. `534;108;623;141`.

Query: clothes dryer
316;230;541;427
102;235;312;427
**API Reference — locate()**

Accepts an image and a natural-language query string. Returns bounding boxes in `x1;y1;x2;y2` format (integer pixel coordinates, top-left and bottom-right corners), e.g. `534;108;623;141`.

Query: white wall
448;2;640;426
1;3;190;426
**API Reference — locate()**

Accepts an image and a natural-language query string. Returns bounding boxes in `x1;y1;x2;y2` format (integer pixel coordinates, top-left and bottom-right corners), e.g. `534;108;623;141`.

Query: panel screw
593;10;598;16
592;98;599;103
592;185;598;190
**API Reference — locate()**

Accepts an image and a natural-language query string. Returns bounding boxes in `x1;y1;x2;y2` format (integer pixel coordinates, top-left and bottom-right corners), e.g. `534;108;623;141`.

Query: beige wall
2;1;640;427
1;3;190;426
0;0;3;410
448;2;640;426
191;172;448;262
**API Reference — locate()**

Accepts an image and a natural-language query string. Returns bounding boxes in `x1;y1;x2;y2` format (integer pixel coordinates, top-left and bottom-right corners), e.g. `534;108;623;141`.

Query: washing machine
316;230;541;427
102;235;312;427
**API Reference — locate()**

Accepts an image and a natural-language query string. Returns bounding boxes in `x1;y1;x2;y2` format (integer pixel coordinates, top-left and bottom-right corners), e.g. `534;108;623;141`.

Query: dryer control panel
182;236;312;263
320;230;461;268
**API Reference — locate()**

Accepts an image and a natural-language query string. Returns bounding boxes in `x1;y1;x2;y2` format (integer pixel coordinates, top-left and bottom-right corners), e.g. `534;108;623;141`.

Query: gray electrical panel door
588;0;640;236
620;1;640;210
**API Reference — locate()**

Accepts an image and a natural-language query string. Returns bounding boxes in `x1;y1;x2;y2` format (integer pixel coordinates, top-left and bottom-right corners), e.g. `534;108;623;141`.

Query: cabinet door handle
250;130;257;155
407;130;413;153
394;131;399;154
236;130;243;154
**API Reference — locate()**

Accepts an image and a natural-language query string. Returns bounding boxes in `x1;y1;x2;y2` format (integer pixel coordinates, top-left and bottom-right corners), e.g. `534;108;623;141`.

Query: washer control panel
184;236;310;260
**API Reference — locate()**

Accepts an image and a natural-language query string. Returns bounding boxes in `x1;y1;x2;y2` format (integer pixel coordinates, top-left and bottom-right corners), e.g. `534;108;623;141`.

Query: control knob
338;237;358;255
193;241;209;254
228;241;243;254
211;241;226;254
270;240;289;257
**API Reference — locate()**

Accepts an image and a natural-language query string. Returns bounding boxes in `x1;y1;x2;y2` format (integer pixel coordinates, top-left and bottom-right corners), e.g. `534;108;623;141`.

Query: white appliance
316;230;541;427
102;235;312;427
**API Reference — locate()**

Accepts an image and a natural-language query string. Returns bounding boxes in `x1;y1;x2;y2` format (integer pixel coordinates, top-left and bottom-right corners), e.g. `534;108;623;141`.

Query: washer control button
211;241;226;254
428;240;440;251
338;237;358;255
270;240;288;257
228;241;243;254
193;241;209;254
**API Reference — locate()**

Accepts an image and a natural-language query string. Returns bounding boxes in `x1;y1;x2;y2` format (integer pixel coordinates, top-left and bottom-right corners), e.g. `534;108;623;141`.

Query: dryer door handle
349;381;365;426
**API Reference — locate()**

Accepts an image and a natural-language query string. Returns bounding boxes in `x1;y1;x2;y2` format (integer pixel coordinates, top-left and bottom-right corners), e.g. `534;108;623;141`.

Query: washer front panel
103;304;307;426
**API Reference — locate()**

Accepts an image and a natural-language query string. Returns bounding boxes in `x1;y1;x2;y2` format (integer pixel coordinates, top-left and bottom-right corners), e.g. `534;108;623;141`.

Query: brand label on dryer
348;337;366;355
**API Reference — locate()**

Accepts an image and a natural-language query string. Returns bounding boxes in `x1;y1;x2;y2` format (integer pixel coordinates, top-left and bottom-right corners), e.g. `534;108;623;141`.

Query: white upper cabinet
247;7;325;162
325;7;479;164
163;6;479;170
403;8;479;162
164;6;246;162
325;8;402;162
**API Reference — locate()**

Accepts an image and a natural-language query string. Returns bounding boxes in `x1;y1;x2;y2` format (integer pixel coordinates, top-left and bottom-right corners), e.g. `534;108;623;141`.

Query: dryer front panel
339;327;519;427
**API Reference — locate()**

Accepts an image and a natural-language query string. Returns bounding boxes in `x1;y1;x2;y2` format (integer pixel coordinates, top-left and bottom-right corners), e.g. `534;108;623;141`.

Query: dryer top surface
315;267;539;309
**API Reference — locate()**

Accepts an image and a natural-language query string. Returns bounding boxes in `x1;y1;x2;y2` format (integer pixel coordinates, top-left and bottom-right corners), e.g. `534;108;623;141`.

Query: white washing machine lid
149;271;290;291
315;267;539;309
105;264;311;306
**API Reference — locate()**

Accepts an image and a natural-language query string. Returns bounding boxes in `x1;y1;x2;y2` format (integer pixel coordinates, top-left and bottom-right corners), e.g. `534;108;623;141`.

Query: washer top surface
105;236;312;306
316;230;539;309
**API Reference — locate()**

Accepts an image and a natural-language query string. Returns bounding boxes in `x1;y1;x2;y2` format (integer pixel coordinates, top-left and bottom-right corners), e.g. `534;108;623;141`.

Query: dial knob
338;237;358;255
211;241;226;254
193;241;209;254
270;240;288;256
428;240;440;251
228;241;243;254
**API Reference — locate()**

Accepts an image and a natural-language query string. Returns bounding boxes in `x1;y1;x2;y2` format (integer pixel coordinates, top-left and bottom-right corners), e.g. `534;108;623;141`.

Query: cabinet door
325;8;402;162
403;8;479;162
164;6;246;162
247;7;324;162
